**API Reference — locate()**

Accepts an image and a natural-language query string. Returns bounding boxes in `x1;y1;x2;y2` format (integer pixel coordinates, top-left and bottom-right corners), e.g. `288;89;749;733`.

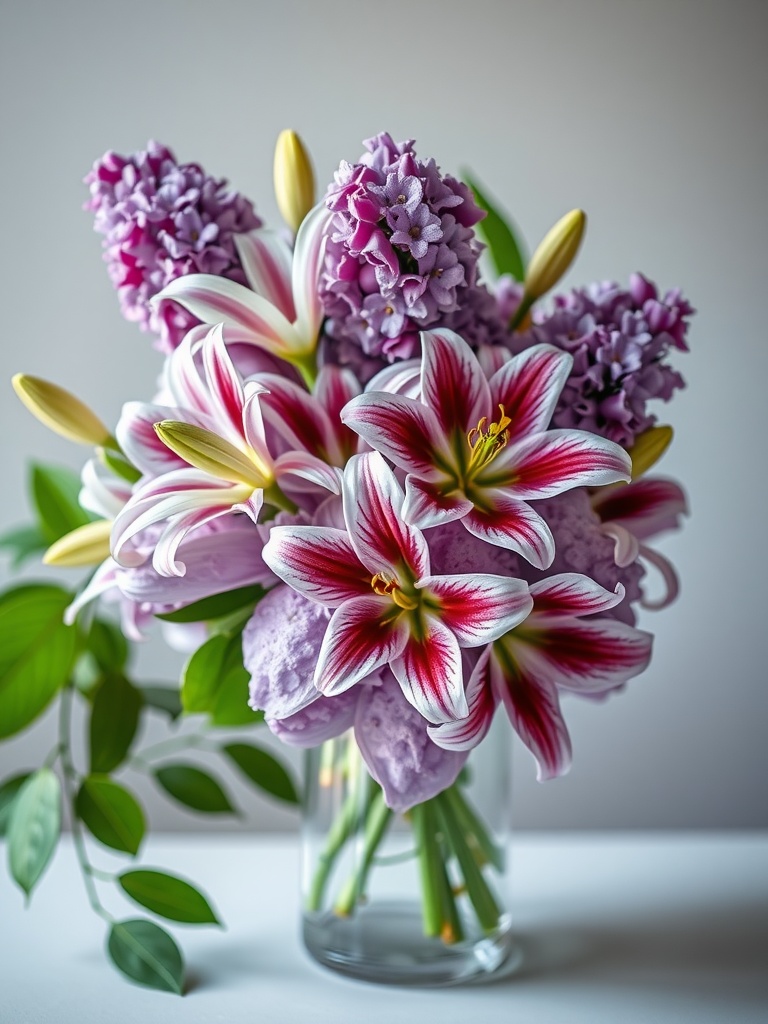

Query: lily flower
151;203;330;383
111;325;339;576
342;328;631;568
262;451;533;725
429;573;653;779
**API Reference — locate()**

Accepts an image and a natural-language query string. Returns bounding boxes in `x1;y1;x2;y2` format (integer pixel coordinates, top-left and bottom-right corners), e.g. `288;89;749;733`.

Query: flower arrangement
1;130;690;992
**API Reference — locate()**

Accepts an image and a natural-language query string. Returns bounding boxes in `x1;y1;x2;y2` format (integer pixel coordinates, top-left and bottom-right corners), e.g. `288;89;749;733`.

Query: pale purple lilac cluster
513;274;693;447
320;132;510;379
85;141;262;353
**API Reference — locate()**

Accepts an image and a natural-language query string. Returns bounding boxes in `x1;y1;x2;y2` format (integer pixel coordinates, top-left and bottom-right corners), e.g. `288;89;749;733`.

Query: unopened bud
12;374;113;447
43;519;113;567
627;425;673;479
524;209;586;301
154;421;268;487
273;129;316;233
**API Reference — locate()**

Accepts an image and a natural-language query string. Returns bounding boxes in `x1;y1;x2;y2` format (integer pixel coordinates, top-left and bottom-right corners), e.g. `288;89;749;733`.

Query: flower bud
154;420;268;487
43;519;113;567
627;425;673;479
12;374;113;447
273;129;316;233
524;209;586;301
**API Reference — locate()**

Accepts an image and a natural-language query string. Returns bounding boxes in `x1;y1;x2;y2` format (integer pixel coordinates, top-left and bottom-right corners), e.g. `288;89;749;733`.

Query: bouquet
1;130;690;992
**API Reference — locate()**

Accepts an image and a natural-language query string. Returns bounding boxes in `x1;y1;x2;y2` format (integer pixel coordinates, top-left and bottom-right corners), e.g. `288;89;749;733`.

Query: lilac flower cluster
515;274;692;447
85;141;262;353
320;132;509;377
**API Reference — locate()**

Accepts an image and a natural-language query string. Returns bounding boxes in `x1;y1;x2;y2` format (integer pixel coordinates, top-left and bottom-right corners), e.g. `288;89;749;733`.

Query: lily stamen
370;572;419;611
466;404;512;472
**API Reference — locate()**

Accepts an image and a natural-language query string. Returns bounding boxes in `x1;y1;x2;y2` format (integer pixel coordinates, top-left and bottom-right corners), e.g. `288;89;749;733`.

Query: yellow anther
370;572;418;611
466;405;512;471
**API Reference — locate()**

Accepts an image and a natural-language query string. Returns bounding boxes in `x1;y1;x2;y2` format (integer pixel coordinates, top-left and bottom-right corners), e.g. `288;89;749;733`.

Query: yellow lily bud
627;425;674;480
524;209;586;301
154;421;269;488
43;519;113;567
12;374;114;447
273;129;316;233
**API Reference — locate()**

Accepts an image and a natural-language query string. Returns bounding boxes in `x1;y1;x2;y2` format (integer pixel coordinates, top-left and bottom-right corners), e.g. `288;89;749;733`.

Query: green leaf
76;776;145;854
223;743;299;805
87;618;130;673
156;584;266;624
0;584;77;739
118;869;221;925
0;523;48;568
89;674;143;774
155;764;236;815
181;633;255;726
100;449;142;485
0;772;32;836
141;686;183;721
7;769;61;898
107;918;184;995
30;463;94;544
465;174;527;282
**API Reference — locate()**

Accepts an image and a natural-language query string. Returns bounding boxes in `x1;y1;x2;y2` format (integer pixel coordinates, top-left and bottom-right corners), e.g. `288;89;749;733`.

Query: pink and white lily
111;325;339;576
429;573;653;779
341;329;632;569
152;204;330;383
262;451;533;725
592;476;688;610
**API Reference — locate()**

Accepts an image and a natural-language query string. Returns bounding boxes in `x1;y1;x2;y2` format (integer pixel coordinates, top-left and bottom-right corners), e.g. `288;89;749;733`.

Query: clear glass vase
300;716;520;986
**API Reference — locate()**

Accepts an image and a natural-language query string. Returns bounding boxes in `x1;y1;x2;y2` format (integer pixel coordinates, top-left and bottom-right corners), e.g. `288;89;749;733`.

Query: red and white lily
152;205;330;383
341;329;632;569
262;451;533;725
111;325;339;576
429;573;653;779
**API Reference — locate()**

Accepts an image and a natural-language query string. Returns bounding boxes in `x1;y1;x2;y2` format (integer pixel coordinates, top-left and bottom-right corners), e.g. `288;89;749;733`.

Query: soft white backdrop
1;0;766;831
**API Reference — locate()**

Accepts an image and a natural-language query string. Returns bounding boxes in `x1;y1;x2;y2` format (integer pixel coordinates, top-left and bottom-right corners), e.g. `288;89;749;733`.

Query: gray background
0;0;766;832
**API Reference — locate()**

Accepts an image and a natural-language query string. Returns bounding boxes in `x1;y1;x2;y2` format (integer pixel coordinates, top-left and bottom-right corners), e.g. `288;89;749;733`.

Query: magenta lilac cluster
85;141;262;353
514;274;693;447
320;132;509;376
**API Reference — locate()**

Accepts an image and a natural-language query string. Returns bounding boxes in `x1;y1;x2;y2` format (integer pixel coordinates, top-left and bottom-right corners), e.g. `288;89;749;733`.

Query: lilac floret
320;132;511;381
354;676;468;813
513;274;693;447
85;141;261;353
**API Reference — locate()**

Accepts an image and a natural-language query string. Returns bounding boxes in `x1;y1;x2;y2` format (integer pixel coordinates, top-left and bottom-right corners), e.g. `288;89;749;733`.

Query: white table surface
1;833;766;1024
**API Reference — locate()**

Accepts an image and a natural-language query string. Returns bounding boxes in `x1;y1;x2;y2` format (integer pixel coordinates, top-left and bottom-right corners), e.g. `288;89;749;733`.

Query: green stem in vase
434;792;502;934
445;784;505;872
333;790;392;918
413;802;465;944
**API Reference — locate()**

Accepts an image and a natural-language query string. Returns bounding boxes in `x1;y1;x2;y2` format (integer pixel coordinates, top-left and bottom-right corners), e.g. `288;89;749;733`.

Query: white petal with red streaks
489;344;573;445
153;505;233;577
256;373;340;462
201;325;246;441
494;651;573;781
342;452;429;579
428;646;498;751
234;230;296;320
314;365;361;459
461;492;555;568
116;401;191;476
315;595;409;696
274;451;342;494
366;359;422;398
262;525;372;606
529;574;626;618
420;329;491;435
391;613;467;724
341;392;452;481
402;477;472;530
291;203;330;343
592;477;688;541
482;429;632;497
419;573;532;646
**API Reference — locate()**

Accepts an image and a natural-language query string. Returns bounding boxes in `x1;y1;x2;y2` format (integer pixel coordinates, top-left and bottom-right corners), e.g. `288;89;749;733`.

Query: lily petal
391;613;467;725
315;595;409;696
234;230;296;320
342;452;429;579
419;573;532;646
402;476;473;530
257;373;340;463
420;328;492;435
262;526;372;606
428;646;498;752
592;477;688;542
528;574;627;618
489;344;573;445
601;523;641;567
274;451;342;494
462;491;555;568
365;358;422;398
291;203;330;343
638;543;680;610
116;402;192;476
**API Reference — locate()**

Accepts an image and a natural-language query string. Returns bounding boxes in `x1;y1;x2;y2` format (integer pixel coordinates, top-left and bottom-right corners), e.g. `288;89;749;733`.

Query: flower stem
58;684;113;924
434;792;501;933
444;784;504;872
306;770;369;913
333;791;392;917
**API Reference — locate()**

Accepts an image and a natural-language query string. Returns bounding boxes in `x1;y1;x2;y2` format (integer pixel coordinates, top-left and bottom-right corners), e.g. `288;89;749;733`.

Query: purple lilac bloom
320;132;510;382
85;141;262;353
513;274;693;447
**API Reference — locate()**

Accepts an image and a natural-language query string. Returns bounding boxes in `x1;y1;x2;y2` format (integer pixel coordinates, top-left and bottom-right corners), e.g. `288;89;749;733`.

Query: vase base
303;903;522;987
